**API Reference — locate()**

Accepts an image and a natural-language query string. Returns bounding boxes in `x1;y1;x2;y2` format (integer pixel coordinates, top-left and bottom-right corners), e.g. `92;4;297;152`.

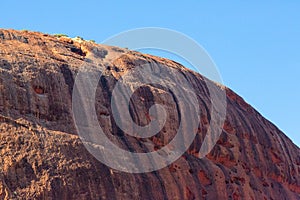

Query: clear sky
1;1;299;147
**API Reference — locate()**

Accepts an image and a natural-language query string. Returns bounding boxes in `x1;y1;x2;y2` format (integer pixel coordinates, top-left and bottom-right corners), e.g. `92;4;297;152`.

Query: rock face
0;29;299;200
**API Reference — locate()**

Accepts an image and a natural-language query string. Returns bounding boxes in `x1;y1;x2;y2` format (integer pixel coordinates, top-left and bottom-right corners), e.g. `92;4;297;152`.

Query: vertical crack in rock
60;64;74;97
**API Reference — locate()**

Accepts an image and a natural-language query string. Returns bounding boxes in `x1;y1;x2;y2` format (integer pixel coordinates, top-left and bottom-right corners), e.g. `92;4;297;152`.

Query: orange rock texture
0;29;299;199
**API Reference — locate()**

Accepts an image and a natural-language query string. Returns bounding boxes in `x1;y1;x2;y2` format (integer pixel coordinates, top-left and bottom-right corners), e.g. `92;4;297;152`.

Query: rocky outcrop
0;29;299;199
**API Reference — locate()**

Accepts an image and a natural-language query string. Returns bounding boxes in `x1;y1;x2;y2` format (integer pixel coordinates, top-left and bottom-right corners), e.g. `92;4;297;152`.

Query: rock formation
0;29;299;199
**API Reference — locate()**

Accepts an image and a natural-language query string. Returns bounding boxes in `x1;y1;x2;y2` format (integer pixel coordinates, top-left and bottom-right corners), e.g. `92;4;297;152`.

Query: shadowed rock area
0;29;299;200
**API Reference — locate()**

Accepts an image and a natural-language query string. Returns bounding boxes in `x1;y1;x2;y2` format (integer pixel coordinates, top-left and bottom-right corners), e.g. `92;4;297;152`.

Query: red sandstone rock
0;29;299;199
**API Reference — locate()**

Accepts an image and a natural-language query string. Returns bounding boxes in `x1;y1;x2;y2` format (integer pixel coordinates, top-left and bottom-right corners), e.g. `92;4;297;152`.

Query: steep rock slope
0;29;299;200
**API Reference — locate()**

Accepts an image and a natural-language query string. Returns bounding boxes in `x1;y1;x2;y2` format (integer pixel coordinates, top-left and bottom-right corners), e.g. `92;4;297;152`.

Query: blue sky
1;1;299;146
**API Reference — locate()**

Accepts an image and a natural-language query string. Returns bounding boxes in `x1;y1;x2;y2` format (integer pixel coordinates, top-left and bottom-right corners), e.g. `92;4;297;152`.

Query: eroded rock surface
0;29;299;199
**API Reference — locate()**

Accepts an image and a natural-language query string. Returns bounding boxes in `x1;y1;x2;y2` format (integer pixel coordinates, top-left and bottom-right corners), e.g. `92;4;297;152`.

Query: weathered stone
0;29;299;200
